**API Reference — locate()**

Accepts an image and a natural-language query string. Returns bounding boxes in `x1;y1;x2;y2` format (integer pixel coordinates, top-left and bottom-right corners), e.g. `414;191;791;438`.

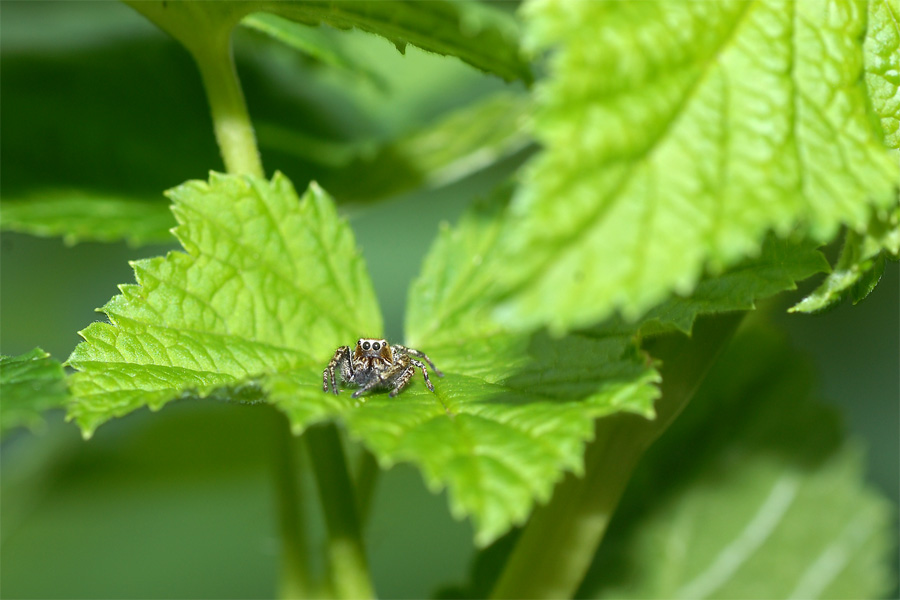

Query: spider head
355;338;393;362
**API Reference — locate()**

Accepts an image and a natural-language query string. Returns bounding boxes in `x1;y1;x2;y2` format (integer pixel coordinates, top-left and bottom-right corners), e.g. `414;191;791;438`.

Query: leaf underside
499;0;899;334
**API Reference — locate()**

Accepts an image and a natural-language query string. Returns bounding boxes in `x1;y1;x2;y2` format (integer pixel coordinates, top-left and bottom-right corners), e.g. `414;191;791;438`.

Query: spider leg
351;374;385;399
388;365;416;398
392;345;444;377
323;346;351;394
409;358;436;392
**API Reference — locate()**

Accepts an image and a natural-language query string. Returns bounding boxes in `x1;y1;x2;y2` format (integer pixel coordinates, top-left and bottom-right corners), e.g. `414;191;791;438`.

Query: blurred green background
1;2;897;598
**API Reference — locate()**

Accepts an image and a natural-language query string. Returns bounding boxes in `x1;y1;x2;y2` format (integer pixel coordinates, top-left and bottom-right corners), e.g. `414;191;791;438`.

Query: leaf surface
865;0;900;150
499;0;899;333
67;173;382;437
0;349;69;436
582;329;895;600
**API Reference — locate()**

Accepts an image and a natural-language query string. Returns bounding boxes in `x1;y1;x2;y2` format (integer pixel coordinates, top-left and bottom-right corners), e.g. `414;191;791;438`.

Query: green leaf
127;0;531;84
786;0;900;311
582;328;895;599
0;191;175;246
865;0;900;150
0;349;69;436
66;173;382;437
792;202;900;312
498;0;899;334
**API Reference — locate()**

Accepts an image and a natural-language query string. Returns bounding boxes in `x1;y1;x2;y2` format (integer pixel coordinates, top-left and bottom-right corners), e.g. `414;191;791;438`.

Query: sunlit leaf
498;0;899;334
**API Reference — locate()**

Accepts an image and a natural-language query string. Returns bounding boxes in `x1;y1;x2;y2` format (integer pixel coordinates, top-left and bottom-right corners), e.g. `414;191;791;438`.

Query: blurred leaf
581;328;895;599
0;191;175;246
241;13;383;86
792;203;900;313
0;348;69;436
308;93;532;202
0;37;221;245
127;0;531;83
497;0;899;334
66;173;382;437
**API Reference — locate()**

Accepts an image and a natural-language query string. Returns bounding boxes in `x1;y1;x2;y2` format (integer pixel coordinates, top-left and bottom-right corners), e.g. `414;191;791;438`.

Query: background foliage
1;1;897;598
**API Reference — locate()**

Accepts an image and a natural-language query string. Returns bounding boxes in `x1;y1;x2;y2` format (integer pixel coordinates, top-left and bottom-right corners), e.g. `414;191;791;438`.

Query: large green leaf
67;173;382;436
0;348;69;436
498;0;899;333
581;329;895;599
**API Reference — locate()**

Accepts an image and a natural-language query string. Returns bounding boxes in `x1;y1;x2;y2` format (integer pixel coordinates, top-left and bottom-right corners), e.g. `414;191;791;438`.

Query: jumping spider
323;338;443;399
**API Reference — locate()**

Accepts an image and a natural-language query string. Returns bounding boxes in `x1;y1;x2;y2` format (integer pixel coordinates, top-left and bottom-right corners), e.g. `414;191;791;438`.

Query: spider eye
362;341;370;350
373;342;380;350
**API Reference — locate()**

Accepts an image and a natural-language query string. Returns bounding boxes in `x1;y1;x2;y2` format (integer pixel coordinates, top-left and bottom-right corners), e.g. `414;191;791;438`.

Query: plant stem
193;39;265;178
490;313;744;599
306;423;375;599
272;409;312;600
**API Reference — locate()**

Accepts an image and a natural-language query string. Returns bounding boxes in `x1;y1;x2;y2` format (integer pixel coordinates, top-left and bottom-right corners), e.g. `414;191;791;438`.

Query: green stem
272;409;312;600
193;39;264;177
490;313;744;599
123;1;263;177
306;423;375;600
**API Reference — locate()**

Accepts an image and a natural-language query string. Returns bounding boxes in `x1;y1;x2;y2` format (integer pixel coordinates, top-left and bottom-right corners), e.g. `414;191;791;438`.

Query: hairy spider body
323;338;443;399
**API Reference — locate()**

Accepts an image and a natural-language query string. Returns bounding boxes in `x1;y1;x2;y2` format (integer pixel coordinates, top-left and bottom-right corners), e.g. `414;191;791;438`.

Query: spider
323;338;444;399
